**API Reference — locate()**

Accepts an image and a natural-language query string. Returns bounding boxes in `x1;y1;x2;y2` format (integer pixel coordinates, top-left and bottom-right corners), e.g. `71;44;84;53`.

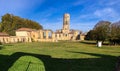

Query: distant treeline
85;21;120;45
0;13;43;35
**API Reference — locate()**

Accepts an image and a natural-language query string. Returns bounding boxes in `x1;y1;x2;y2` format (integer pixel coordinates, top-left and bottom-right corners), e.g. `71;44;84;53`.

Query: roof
68;30;76;34
55;32;62;34
43;29;53;32
55;29;62;34
16;28;36;32
0;32;9;37
69;31;74;34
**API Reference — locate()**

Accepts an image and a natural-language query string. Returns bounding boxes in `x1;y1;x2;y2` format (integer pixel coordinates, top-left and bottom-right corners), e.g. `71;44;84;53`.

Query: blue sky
0;0;120;32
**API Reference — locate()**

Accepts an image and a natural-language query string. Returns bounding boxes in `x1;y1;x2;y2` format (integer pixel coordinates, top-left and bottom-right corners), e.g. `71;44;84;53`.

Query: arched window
55;34;57;37
48;32;52;38
66;34;67;37
17;39;19;42
3;38;5;42
33;35;35;38
59;34;61;37
43;32;46;39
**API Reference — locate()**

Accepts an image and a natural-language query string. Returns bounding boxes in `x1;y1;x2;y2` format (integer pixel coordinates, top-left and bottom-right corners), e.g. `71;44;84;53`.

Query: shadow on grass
0;52;119;71
0;45;3;50
0;47;2;50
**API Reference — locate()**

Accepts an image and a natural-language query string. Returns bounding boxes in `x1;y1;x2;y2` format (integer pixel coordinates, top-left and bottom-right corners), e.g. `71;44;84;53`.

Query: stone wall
0;36;32;43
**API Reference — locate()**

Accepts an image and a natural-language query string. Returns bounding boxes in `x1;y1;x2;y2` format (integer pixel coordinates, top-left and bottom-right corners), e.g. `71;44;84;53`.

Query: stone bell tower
62;13;70;33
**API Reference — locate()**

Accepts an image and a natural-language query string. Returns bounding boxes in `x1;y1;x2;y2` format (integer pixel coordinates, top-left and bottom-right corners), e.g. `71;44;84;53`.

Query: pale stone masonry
0;13;85;43
54;13;82;40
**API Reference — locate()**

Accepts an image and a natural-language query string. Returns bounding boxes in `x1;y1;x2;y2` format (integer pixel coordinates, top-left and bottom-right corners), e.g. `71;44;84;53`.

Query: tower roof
16;28;36;32
64;13;70;16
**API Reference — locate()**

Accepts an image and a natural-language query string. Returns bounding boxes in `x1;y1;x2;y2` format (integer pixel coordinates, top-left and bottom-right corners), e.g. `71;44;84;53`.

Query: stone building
0;32;10;43
0;31;32;43
54;13;81;40
0;13;85;43
16;28;55;42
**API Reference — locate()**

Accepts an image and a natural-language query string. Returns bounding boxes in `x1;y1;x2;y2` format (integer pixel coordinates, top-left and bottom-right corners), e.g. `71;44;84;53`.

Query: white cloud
70;21;96;32
106;0;120;6
94;8;119;19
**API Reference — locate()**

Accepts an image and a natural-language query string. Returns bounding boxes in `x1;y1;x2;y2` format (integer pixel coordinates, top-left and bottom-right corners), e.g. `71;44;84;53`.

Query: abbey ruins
0;13;85;43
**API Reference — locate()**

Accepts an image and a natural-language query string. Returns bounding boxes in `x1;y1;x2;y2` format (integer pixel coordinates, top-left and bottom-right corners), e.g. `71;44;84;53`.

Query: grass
0;41;120;71
8;56;45;71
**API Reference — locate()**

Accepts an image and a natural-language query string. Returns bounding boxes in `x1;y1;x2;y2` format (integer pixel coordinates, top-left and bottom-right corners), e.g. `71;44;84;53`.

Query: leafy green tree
93;21;111;42
109;21;120;45
85;30;96;40
0;13;43;35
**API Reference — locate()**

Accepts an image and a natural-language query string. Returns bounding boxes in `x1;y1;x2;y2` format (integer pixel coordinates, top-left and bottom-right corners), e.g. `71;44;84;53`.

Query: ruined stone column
40;30;43;39
46;31;49;39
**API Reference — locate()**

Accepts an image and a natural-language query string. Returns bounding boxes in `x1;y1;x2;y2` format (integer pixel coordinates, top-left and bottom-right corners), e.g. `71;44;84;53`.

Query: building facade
0;13;85;43
54;13;81;40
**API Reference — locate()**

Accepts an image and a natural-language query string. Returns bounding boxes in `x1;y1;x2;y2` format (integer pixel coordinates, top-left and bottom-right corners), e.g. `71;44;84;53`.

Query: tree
93;21;111;43
109;21;120;45
0;13;43;35
85;30;96;40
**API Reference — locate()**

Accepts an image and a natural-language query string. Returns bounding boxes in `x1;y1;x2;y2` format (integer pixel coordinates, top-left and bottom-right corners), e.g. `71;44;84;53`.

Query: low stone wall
0;36;32;43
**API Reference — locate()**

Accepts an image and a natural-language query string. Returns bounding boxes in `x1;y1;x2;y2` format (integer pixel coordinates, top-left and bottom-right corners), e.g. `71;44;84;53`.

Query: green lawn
0;41;120;71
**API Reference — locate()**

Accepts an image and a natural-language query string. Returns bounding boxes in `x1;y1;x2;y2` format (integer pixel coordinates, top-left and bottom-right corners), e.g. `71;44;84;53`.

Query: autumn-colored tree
0;13;43;35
